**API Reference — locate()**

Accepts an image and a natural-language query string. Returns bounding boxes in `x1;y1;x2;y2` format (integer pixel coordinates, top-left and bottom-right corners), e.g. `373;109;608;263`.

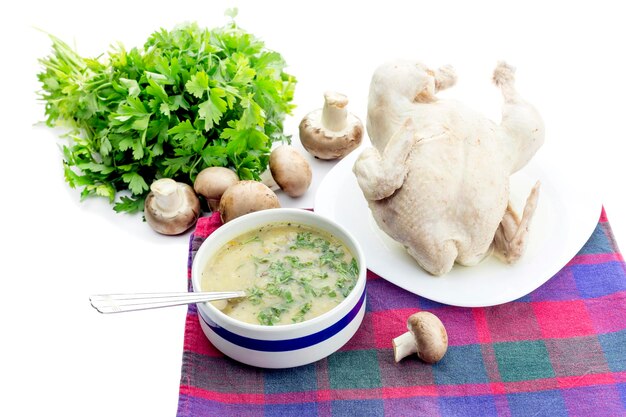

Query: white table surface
3;1;625;416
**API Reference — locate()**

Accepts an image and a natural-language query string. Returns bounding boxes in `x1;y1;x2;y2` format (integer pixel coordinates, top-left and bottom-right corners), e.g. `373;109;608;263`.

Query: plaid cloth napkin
177;208;626;417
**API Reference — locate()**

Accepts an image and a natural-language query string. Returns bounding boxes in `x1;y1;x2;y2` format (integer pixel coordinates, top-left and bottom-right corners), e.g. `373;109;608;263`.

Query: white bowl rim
191;208;367;333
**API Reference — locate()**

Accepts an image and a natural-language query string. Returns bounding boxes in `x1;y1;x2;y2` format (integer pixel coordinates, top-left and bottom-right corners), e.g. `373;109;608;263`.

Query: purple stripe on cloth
177;394;266;417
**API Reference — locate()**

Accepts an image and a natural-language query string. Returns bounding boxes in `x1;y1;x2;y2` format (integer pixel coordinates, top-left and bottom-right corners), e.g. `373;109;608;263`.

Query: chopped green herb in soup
202;223;359;325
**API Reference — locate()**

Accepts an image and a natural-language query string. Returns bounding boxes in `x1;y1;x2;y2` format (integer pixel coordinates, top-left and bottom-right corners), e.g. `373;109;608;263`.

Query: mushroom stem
321;91;349;131
392;331;417;362
207;199;221;212
150;178;183;214
260;169;280;191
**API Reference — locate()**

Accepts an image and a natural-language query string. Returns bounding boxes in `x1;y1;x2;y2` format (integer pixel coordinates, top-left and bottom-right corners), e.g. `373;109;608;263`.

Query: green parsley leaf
185;71;209;99
121;172;149;195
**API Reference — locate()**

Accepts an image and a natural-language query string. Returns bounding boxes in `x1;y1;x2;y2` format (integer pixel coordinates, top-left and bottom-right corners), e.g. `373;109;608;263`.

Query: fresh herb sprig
37;13;296;213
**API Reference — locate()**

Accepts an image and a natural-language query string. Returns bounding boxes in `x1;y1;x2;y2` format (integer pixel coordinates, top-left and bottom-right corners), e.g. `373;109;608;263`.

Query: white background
2;1;625;416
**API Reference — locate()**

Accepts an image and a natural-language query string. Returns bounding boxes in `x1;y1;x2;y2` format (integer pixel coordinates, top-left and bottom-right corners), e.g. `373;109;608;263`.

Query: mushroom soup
201;222;359;325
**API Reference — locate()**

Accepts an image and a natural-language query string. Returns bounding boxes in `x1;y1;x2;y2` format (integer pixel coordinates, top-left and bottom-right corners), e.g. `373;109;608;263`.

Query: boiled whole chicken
353;61;544;276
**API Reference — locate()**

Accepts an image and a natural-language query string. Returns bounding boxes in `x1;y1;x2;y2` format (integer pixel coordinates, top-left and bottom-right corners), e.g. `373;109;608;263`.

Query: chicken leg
492;181;540;263
494;62;545;174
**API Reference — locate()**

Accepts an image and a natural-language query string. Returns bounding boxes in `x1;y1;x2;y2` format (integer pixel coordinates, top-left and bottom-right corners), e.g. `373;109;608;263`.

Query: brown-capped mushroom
392;311;448;363
269;145;312;197
144;178;201;235
193;167;239;211
299;91;363;160
218;180;281;223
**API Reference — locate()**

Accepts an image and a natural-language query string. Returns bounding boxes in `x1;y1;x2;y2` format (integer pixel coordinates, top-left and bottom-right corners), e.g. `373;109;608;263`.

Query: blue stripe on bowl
198;287;366;352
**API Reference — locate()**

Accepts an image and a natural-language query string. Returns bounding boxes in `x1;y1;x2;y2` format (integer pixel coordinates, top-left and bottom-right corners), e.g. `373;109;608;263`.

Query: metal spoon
89;291;246;314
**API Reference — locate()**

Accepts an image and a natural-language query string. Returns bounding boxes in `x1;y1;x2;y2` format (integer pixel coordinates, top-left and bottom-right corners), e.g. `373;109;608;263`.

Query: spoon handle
89;291;246;314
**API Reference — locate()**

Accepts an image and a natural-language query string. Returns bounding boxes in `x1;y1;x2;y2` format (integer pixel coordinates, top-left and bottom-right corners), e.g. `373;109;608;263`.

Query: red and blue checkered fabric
177;208;626;416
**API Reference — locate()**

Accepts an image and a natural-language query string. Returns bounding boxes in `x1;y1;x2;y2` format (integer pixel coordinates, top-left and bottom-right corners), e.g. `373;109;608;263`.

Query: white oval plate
314;148;602;307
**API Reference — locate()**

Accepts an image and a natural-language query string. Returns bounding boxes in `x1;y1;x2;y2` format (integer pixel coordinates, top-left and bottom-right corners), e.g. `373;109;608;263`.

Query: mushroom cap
299;109;363;160
144;179;201;235
407;311;448;363
193;167;239;211
218;180;281;223
269;145;312;197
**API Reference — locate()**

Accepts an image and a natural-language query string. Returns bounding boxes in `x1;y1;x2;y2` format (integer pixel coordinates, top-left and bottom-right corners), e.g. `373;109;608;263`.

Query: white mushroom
299;91;363;160
144;178;201;235
193;167;239;211
218;180;281;223
392;311;448;363
269;145;312;197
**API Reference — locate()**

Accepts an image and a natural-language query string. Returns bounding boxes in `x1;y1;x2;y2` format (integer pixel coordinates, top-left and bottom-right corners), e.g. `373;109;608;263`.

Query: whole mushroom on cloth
299;91;363;160
393;311;448;363
353;60;544;276
218;180;281;223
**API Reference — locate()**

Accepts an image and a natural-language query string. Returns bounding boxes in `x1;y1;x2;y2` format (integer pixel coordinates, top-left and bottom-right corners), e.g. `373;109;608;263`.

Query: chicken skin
353;61;544;276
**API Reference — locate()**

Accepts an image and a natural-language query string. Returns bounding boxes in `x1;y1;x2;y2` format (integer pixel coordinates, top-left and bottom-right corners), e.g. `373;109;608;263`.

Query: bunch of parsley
37;15;296;213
